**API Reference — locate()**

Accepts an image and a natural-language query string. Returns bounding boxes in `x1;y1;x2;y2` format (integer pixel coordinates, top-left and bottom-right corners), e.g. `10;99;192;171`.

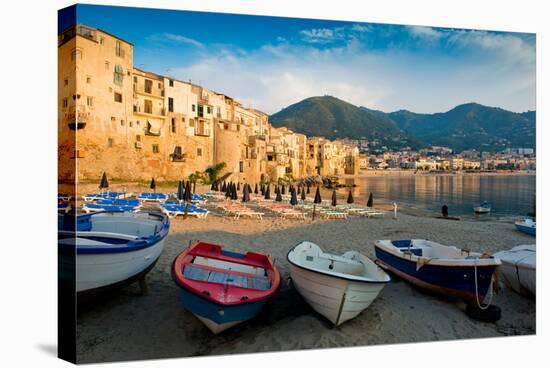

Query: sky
69;4;536;115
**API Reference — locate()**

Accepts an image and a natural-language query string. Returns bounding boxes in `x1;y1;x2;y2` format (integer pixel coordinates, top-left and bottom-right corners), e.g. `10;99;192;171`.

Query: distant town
341;138;536;172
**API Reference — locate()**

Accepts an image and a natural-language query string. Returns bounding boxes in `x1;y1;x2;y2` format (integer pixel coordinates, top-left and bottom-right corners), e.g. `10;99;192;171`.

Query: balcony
133;83;164;99
66;105;88;130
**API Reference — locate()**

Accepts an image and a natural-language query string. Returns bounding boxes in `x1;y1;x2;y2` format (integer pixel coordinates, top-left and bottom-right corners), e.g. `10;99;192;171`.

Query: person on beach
442;204;449;217
393;202;398;219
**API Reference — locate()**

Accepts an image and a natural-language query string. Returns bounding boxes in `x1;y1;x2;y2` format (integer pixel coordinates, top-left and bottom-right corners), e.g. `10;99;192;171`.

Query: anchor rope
474;261;493;310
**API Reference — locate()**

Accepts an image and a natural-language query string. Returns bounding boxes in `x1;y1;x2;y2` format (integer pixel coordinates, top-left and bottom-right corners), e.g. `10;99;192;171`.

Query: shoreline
75;210;536;363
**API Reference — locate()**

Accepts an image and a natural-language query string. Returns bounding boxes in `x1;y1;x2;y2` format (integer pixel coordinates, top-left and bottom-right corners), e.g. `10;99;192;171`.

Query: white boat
287;241;390;326
58;211;170;293
515;218;536;236
493;245;536;296
474;201;491;214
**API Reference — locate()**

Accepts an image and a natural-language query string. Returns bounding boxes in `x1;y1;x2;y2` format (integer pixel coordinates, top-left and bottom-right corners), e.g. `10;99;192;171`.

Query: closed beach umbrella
192;180;196;194
221;181;226;192
290;187;298;206
254;183;259;195
237;182;241;191
331;190;337;207
281;184;286;195
210;181;216;191
232;183;238;200
347;190;354;204
264;184;271;200
314;187;322;204
242;183;250;202
275;186;282;202
247;183;252;195
184;181;192;202
301;187;306;201
260;183;265;195
367;192;373;207
150;178;156;192
213;181;219;191
225;183;232;198
177;180;184;202
99;172;109;190
307;184;311;194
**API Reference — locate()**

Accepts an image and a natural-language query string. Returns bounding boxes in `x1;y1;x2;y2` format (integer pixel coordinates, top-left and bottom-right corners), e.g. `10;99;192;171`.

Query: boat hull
62;237;166;293
375;246;497;303
288;263;386;326
178;286;268;334
515;223;536;236
494;246;536;296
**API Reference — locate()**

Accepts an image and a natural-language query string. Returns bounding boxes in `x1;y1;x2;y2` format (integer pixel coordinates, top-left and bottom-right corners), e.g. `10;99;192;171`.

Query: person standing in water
442;204;449;217
393;202;398;219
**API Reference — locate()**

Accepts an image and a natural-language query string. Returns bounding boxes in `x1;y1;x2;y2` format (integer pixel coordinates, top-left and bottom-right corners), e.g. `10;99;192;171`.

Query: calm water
338;174;536;218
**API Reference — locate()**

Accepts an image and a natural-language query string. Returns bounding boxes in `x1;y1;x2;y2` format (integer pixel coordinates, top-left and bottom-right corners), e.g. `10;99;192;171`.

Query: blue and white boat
515;218;536;236
58;211;169;293
82;199;142;213
374;239;501;304
473;201;491;214
137;192;169;202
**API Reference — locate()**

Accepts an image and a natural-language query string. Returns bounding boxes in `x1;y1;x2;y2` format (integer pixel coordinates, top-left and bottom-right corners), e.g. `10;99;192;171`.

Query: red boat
172;241;280;333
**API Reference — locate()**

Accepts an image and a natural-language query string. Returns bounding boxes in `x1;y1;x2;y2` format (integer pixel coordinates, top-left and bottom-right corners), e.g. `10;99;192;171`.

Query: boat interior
184;256;271;291
390;239;476;259
290;242;389;281
59;213;163;239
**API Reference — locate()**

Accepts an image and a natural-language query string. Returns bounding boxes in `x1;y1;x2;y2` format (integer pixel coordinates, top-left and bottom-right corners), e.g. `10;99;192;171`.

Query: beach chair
58;202;71;213
137;192;168;202
319;209;348;219
233;210;264;220
160;203;209;218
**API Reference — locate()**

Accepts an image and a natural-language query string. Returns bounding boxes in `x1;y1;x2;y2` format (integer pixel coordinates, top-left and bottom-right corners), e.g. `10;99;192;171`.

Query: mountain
269;96;536;152
386;103;536;152
269;96;421;149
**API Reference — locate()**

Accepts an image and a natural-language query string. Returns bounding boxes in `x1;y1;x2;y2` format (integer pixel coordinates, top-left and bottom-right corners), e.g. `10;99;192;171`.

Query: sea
337;174;536;218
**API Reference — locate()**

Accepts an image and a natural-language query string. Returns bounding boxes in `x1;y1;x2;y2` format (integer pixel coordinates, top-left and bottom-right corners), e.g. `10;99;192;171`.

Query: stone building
59;24;360;183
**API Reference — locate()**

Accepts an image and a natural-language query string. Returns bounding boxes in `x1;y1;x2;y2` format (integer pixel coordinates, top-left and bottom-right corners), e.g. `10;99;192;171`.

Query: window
62;98;68;108
158;82;161;89
107;138;113;148
64;79;68;86
198;104;204;117
216;106;221;117
115;40;123;57
129;121;133;127
239;161;244;173
169;79;174;87
144;99;152;114
174;146;183;155
114;92;122;103
86;76;91;84
192;104;196;112
133;76;137;83
171;118;176;133
197;148;202;157
152;144;159;153
136;135;141;142
71;48;82;61
120;120;124;126
144;79;152;94
113;65;124;86
86;96;93;106
189;119;195;127
105;61;109;70
111;116;116;121
100;36;104;45
207;106;212;114
168;97;174;112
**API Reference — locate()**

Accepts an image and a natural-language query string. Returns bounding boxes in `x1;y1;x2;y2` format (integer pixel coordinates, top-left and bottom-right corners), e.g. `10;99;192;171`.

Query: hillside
269;96;421;149
269;96;535;152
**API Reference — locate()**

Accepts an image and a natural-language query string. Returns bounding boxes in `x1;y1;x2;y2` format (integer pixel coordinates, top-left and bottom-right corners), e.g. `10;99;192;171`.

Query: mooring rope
474;261;493;310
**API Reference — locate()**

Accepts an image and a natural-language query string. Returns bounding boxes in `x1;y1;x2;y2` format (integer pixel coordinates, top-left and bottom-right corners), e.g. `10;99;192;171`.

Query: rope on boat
474;261;493;310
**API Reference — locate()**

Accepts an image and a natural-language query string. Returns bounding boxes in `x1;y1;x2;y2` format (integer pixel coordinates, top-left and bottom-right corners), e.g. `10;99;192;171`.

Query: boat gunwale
58;211;170;254
374;239;501;267
172;242;281;306
286;241;391;284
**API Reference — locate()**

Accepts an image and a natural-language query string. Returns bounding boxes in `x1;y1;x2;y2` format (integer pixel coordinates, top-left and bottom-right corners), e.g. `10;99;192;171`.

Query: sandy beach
73;189;536;364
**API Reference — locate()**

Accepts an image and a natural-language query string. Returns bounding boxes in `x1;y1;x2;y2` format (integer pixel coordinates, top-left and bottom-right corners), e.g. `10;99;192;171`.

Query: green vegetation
203;162;227;184
269;96;536;152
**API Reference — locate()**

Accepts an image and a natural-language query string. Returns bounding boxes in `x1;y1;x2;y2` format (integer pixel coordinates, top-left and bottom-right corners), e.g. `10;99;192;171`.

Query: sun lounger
58;202;70;213
58;193;71;201
279;210;306;220
137;192;168;202
319;210;348;219
82;191;126;202
233;211;264;220
160;203;209;218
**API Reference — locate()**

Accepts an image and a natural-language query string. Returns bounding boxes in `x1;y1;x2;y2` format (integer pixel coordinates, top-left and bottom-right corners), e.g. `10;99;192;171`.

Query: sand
73;196;536;364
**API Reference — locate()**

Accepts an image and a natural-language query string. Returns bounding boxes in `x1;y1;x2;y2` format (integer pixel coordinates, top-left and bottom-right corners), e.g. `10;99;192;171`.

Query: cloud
407;25;444;43
299;23;372;44
161;26;534;114
147;33;204;48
